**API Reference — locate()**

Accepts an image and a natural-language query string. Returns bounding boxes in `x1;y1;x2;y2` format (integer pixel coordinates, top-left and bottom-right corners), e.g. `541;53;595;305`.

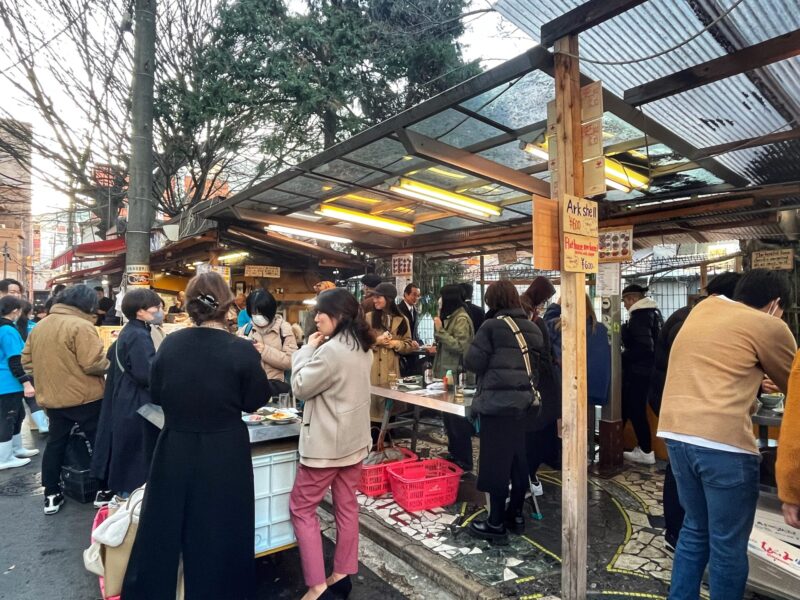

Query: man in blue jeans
657;269;796;599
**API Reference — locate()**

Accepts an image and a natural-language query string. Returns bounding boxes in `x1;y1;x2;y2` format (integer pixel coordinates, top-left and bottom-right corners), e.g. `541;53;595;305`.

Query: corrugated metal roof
494;0;799;181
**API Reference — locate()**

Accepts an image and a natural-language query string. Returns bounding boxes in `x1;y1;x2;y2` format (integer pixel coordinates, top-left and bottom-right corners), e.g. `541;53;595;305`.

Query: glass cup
388;371;398;390
278;393;290;409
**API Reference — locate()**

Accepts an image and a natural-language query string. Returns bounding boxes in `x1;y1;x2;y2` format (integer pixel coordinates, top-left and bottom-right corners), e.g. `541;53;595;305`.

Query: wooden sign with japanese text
244;265;281;278
562;195;598;238
563;233;599;273
751;249;794;271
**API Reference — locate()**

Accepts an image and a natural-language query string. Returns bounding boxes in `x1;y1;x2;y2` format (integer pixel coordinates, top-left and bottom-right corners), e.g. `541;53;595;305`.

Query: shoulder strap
498;316;541;407
114;336;125;374
244;322;253;337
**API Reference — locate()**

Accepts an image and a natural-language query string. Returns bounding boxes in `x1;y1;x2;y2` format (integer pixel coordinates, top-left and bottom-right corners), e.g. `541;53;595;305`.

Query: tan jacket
238;315;298;381
291;334;373;468
22;304;109;409
778;350;800;505
366;312;413;420
659;296;796;453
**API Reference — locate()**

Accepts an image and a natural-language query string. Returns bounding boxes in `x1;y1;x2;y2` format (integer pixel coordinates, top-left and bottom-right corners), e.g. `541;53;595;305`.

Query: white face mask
252;314;270;327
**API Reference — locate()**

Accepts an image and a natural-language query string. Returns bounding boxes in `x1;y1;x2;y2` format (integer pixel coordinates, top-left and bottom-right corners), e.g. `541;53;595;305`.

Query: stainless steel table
370;384;467;452
752;407;782;447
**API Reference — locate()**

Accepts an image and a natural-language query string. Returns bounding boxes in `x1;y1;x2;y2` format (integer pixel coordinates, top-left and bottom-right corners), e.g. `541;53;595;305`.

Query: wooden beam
624;29;800;105
554;35;588;600
694;127;800;159
540;0;648;48
602;197;755;227
397;128;552;197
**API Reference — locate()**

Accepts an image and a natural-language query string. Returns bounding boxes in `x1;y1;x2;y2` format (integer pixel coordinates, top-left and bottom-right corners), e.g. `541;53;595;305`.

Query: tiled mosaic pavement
358;427;682;599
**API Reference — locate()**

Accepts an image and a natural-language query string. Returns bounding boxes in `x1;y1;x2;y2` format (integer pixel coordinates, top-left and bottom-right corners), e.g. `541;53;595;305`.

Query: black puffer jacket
465;308;545;417
621;297;663;378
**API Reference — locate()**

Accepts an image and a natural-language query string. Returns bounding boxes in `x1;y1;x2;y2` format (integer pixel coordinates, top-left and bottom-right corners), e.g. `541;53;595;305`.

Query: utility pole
2;242;8;279
125;0;157;289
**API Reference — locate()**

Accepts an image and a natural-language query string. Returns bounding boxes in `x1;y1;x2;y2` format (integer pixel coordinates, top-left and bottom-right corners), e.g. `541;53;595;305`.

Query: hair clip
197;293;219;309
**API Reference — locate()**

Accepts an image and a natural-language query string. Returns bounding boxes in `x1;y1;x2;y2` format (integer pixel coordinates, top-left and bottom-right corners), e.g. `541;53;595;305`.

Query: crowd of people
2;267;799;600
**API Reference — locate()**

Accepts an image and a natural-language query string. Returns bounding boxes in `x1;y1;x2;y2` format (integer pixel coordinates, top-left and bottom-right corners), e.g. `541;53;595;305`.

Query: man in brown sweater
657;269;796;600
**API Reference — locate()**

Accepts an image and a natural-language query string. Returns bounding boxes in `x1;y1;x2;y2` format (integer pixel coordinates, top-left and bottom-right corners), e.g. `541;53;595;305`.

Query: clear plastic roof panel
494;0;799;184
275;175;343;198
312;159;378;184
460;70;554;129
408;109;506;148
478;141;544;170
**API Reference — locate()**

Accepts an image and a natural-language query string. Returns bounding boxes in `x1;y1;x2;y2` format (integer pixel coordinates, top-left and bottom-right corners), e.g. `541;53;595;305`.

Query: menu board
563;233;599;273
244;265;281;278
599;227;633;263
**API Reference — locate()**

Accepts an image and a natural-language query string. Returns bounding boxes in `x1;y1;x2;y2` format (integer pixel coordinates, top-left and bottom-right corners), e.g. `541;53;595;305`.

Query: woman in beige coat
237;289;298;392
290;288;374;600
366;282;414;421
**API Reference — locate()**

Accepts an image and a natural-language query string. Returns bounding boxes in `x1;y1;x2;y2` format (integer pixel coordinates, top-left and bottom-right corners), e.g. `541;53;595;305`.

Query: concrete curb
322;499;505;599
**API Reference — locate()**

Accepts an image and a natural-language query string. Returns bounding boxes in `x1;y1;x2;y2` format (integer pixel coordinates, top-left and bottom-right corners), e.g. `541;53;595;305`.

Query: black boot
468;519;509;544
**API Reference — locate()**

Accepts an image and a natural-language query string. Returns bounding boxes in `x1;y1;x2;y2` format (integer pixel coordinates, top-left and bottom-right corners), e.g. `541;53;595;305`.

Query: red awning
50;237;126;269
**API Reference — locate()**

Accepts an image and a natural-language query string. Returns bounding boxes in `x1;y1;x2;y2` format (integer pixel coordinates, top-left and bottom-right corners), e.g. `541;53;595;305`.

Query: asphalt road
0;429;407;600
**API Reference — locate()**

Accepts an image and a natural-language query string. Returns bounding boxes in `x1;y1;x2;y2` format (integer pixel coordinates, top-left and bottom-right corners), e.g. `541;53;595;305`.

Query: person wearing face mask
238;288;298;395
92;288;162;499
149;299;167;350
0;295;39;470
658;269;797;600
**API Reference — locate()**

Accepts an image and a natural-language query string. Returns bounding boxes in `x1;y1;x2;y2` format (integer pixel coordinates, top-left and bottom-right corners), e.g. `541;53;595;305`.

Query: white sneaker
11;434;39;458
623;446;656;465
530;477;544;497
44;493;65;515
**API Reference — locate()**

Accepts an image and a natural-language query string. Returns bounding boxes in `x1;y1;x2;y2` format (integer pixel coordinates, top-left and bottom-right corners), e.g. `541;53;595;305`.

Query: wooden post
700;263;708;291
554;35;588;600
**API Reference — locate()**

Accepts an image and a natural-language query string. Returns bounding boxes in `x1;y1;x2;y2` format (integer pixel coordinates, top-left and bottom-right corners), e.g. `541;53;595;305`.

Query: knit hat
361;274;382;288
622;283;648;296
523;276;556;307
373;282;398;300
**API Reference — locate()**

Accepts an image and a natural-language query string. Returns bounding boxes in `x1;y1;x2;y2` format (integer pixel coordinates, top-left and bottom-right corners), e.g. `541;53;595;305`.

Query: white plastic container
252;448;299;554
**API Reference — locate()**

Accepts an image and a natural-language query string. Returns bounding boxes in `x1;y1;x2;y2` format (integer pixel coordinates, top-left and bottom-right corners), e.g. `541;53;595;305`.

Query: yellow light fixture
521;142;549;161
218;251;249;262
317;205;415;234
390;178;501;218
265;224;352;244
604;178;631;193
426;166;467;179
604;158;649;190
324;193;381;205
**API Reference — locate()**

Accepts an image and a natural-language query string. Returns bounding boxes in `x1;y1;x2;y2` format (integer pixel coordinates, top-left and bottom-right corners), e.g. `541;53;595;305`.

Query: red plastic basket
386;458;463;512
91;506;121;600
358;447;417;497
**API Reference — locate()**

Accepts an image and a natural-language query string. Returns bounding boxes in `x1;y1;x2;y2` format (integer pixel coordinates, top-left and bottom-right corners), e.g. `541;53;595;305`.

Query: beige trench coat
367;312;414;421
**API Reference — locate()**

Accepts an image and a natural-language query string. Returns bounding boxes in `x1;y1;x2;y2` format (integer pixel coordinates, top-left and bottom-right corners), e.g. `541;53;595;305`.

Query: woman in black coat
465;281;544;543
123;273;271;600
94;289;162;496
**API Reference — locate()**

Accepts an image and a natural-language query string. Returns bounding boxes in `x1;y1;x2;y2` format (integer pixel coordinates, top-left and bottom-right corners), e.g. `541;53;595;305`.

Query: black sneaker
94;490;115;508
468;519;509;544
44;493;65;515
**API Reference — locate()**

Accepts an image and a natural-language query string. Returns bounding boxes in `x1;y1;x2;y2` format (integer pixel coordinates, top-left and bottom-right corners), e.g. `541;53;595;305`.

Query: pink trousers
289;461;363;587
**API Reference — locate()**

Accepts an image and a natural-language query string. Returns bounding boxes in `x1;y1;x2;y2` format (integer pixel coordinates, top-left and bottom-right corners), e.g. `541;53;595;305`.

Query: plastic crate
387;459;462;513
358;447;418;497
252;449;298;554
61;465;98;504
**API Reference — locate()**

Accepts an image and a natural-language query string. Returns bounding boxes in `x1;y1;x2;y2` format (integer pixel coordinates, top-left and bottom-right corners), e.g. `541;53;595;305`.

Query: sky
2;1;533;218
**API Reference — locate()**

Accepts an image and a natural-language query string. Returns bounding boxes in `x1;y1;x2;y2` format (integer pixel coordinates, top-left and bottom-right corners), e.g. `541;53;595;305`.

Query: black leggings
622;375;652;453
663;462;684;543
24;395;43;414
0;392;24;442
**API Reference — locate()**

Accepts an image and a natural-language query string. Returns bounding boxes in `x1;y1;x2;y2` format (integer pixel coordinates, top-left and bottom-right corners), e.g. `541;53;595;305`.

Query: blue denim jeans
666;440;760;600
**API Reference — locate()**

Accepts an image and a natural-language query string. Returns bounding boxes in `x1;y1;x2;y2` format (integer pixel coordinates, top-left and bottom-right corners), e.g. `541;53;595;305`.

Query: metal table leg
411;405;421;453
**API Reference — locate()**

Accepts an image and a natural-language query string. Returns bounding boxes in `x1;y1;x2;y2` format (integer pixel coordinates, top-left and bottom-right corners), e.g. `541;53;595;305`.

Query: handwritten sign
751;249;794;271
562;194;598;237
244;265;281;278
581;80;603;122
599;227;634;263
563;233;599;273
197;263;232;285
